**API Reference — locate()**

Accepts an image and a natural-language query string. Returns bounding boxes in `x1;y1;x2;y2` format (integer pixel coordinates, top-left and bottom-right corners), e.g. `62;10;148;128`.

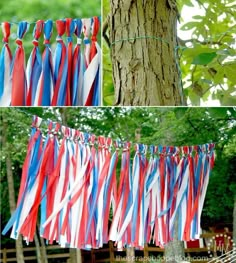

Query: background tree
1;114;25;263
103;0;236;106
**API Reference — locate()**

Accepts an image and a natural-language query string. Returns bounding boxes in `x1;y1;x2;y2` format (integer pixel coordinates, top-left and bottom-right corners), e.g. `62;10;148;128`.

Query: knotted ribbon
35;20;54;106
0;22;12;106
26;20;44;106
11;21;29;106
85;16;101;106
72;19;83;106
65;18;75;106
51;20;67;106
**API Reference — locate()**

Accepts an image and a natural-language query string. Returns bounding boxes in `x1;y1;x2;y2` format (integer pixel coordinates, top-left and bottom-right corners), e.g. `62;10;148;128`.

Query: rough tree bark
2;119;25;263
109;0;185;106
164;217;185;263
126;247;135;262
34;233;43;263
39;234;49;263
34;226;48;263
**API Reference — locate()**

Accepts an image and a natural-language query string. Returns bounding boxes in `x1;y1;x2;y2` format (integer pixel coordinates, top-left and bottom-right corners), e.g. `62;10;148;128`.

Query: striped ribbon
72;19;83;106
51;19;67;106
65;18;75;106
11;21;29;106
2;117;216;249
26;20;44;106
81;18;91;105
0;22;12;106
85;16;101;106
35;20;54;106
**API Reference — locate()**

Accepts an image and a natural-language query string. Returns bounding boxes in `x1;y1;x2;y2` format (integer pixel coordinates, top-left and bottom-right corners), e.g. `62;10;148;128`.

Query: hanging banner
0;17;101;106
2;116;215;249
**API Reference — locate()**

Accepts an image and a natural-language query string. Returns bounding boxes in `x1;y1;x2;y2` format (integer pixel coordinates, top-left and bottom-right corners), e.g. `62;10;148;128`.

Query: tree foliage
103;0;236;106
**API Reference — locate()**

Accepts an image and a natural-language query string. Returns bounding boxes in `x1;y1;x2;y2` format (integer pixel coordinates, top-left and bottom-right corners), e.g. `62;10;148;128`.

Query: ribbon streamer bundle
0;17;101;106
2;116;215;250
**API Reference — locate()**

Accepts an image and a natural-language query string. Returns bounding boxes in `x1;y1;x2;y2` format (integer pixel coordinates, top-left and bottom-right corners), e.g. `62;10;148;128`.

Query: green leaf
224;64;236;83
180;21;200;31
192;52;217;65
103;95;114;106
184;0;194;7
188;89;201;106
201;79;212;84
214;69;225;84
192;15;204;20
221;96;236;106
208;108;229;119
216;49;231;56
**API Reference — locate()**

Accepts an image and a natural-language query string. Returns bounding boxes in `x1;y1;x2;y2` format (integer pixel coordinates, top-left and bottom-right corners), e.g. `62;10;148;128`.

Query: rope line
110;28;236;47
0;17;102;26
13;108;217;150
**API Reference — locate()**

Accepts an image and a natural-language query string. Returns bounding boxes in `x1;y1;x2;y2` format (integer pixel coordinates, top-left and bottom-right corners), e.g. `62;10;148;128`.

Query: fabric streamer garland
2;116;215;250
0;17;101;106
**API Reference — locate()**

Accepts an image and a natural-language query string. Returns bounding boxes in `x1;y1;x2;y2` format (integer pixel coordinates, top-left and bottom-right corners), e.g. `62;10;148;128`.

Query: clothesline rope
0;17;102;26
14;110;216;153
110;28;236;47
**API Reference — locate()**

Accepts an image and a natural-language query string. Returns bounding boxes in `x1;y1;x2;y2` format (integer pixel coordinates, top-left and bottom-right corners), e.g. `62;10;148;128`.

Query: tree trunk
164;217;185;263
2;119;25;263
233;195;236;244
109;0;185;106
68;249;77;263
34;225;48;263
34;233;43;263
126;247;135;262
40;235;48;263
76;250;82;263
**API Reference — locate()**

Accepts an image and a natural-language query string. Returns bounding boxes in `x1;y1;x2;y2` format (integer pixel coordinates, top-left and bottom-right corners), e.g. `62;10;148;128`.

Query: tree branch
187;117;200;132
